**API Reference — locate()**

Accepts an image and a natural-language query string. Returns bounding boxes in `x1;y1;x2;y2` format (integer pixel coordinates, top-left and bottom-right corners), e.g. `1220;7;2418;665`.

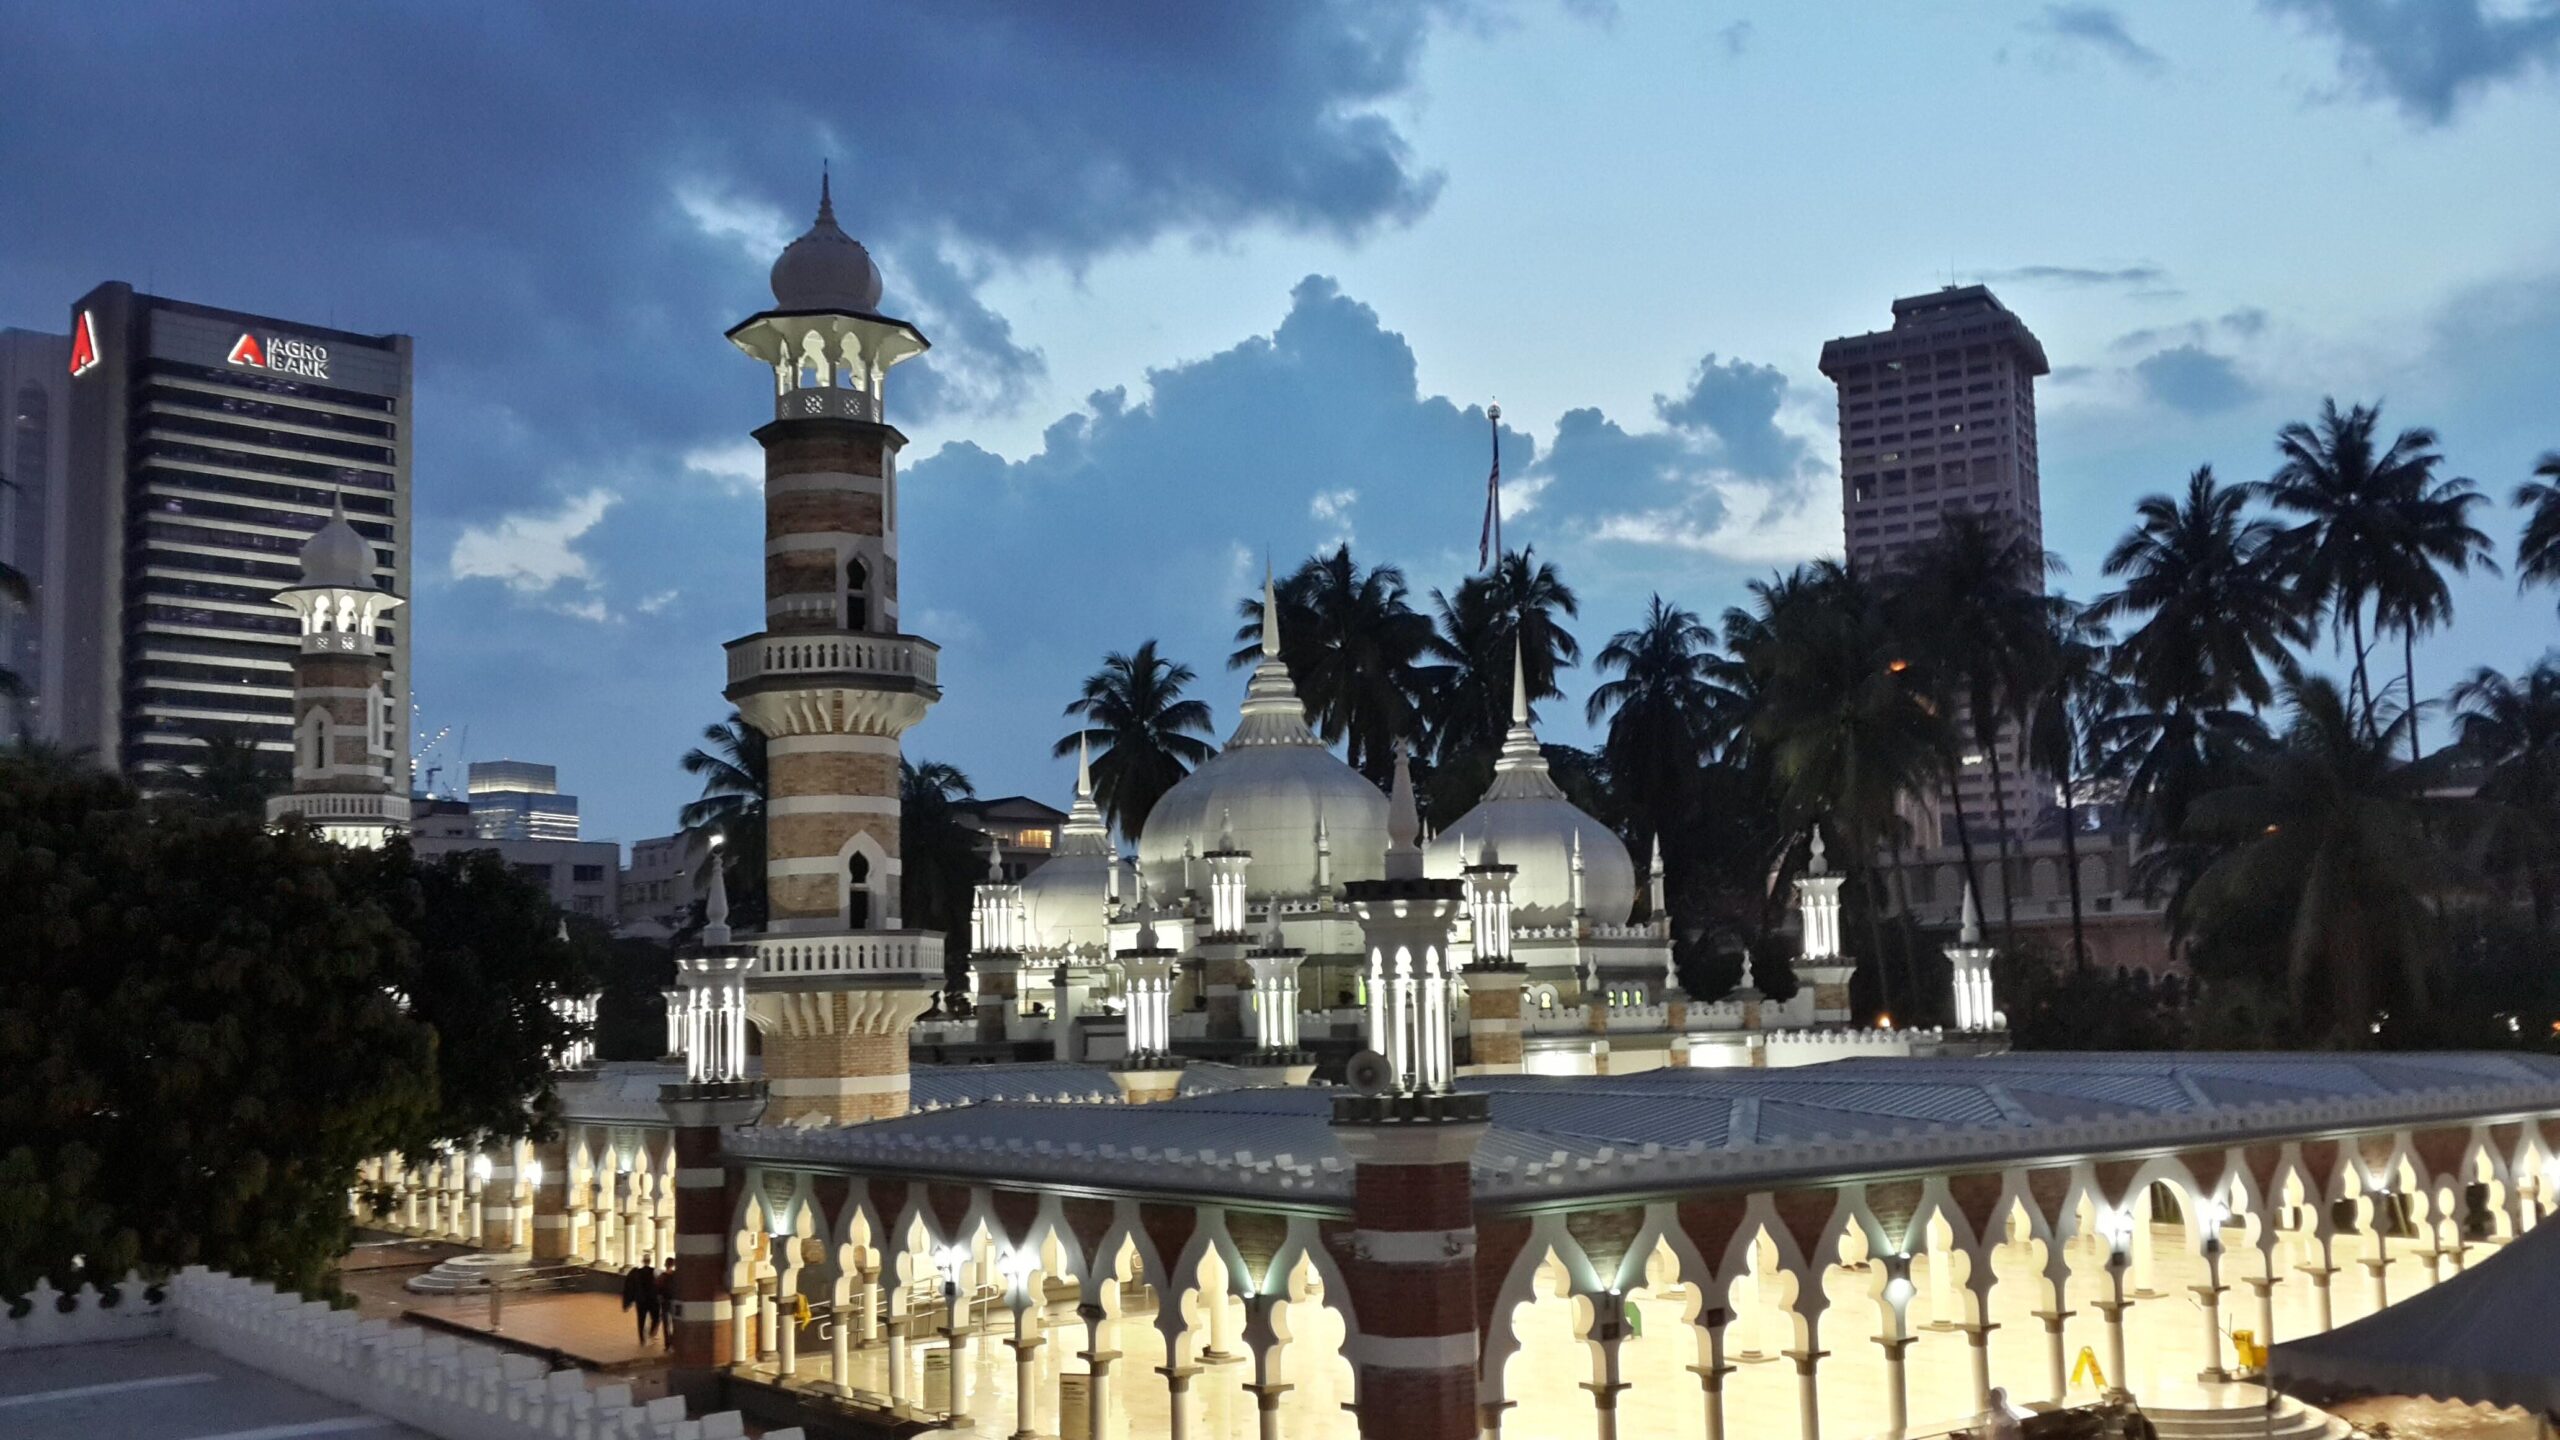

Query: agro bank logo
227;331;331;379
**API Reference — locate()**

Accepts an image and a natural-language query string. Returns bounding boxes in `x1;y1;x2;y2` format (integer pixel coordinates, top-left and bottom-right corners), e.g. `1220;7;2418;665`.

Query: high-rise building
1819;284;2048;573
467;758;581;841
1820;286;2051;840
1;329;71;739
56;282;412;781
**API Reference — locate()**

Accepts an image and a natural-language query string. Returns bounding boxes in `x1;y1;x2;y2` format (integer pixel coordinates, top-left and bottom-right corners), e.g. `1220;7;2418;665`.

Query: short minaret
1238;916;1316;1086
1193;803;1257;1040
723;175;940;1124
661;850;767;1396
1108;898;1184;1104
265;500;407;845
1791;828;1855;1025
970;840;1027;1044
1332;746;1490;1440
1350;745;1465;1094
1460;834;1526;1076
1945;882;2002;1032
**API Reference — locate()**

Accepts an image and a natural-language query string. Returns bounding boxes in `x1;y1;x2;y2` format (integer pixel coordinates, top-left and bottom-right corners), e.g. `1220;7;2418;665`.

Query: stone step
2144;1396;2347;1440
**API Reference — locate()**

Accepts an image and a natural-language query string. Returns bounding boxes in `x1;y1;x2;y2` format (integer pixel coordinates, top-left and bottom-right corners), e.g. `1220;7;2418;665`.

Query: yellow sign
2071;1346;2109;1391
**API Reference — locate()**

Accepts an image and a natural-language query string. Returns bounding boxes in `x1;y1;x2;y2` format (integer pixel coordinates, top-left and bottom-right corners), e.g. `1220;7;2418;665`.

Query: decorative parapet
754;931;943;981
731;1119;1357;1201
724;632;939;690
3;1268;799;1438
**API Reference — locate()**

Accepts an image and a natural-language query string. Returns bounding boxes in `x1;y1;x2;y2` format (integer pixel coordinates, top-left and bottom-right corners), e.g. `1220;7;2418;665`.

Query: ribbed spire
704;838;732;945
818;162;836;225
1384;742;1423;880
1261;560;1281;658
1808;827;1828;876
1228;551;1320;747
1959;880;1983;945
1510;635;1528;726
1076;732;1093;799
1060;732;1112;855
1482;633;1562;802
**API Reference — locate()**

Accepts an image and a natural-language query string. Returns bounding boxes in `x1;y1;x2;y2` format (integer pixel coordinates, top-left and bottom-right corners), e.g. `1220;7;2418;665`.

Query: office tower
1820;286;2051;840
467;758;582;841
58;282;412;780
1;329;71;738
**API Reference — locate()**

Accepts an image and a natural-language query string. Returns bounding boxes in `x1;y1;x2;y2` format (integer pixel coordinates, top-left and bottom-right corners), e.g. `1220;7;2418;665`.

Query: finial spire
1384;742;1422;878
1510;634;1529;727
704;837;733;945
1075;732;1093;799
1959;880;1983;946
1808;827;1829;876
1260;559;1281;658
818;161;836;225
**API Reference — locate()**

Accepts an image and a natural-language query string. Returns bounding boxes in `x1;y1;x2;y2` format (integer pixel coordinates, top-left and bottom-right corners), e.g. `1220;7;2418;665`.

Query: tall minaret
721;173;940;1125
266;500;406;846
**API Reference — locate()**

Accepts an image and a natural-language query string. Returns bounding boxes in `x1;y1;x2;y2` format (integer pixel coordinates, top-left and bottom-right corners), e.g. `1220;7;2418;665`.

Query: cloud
680;441;765;495
2264;0;2560;123
2133;344;2258;414
2031;5;2168;71
1309;487;1360;546
449;489;617;593
1654;353;1814;479
1717;21;1755;55
1977;263;2172;289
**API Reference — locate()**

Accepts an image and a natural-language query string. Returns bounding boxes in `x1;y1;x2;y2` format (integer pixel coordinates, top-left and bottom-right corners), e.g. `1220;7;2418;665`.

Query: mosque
318;185;2560;1440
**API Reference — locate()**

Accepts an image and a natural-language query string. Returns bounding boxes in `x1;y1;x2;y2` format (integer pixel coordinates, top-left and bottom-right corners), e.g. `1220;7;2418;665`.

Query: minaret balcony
776;385;877;424
725;632;939;691
753;930;944;984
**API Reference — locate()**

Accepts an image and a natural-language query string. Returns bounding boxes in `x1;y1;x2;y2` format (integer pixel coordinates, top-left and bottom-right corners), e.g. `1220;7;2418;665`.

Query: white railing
754;931;944;979
1527;1005;1593;1034
267;791;409;823
725;633;939;688
4;1268;801;1438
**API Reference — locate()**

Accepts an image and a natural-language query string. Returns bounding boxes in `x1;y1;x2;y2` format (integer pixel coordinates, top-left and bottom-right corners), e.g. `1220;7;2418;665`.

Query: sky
5;1;2559;847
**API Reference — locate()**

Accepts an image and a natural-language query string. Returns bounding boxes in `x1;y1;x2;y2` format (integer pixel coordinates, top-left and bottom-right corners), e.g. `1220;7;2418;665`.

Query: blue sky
6;2;2558;845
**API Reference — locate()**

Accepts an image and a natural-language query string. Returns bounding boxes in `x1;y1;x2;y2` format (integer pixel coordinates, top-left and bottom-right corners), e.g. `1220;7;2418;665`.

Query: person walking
656;1259;678;1351
623;1257;656;1343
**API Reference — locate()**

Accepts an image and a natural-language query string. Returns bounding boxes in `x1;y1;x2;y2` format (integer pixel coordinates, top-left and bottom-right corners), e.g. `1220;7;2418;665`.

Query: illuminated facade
263;500;406;846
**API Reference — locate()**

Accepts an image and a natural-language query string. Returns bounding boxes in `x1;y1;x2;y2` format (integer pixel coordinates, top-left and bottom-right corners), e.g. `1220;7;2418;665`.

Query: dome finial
1385;742;1423;879
1076;732;1094;800
1510;633;1529;727
1260;558;1281;659
819;161;835;225
1808;826;1829;876
1960;879;1983;946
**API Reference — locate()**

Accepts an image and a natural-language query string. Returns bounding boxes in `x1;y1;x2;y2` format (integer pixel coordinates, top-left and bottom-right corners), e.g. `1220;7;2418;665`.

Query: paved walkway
0;1335;432;1440
331;1250;677;1405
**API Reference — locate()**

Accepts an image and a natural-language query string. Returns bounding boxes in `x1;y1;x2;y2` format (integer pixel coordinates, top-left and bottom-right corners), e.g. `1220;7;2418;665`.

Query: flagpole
1480;401;1503;573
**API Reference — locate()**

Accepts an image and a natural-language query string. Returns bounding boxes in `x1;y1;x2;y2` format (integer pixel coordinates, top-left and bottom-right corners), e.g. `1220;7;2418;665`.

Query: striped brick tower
1333;745;1490;1440
661;1078;767;1403
723;174;943;1124
265;499;408;846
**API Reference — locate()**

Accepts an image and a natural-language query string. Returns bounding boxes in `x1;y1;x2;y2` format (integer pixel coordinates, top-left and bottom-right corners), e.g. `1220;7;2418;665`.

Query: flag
1478;402;1503;570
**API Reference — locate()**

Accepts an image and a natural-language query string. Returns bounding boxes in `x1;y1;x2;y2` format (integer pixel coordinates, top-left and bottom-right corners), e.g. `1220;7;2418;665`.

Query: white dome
1019;740;1135;958
769;174;884;313
1136;583;1387;898
299;504;374;589
1423;650;1636;925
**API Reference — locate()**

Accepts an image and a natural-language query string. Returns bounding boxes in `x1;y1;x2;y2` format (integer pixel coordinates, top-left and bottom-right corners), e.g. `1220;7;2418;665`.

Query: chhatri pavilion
335;183;2560;1440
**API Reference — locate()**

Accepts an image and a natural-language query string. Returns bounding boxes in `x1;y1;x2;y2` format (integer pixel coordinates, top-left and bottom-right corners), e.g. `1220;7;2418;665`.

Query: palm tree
1055;640;1216;842
1586;594;1739;904
2268;400;2468;737
2092;467;2304;713
2510;453;2560;613
1424;547;1579;763
1232;545;1435;787
2022;600;2116;970
1887;510;2059;944
2175;677;2452;1046
1729;561;1947;1012
680;712;768;927
152;723;286;819
899;758;981;988
2450;660;2560;923
2372;468;2498;761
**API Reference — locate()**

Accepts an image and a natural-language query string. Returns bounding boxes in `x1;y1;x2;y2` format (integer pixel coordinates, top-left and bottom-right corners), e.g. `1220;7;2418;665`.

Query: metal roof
722;1052;2560;1210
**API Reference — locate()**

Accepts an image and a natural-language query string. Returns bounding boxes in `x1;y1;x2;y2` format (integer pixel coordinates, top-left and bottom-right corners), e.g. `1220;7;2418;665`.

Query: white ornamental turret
265;497;406;846
1946;881;2002;1032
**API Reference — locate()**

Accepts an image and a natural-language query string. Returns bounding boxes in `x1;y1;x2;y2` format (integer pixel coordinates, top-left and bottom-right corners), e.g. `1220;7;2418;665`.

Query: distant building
618;830;701;939
467;758;580;841
957;793;1067;880
0;329;70;739
1821;285;2052;843
410;795;619;921
55;282;412;781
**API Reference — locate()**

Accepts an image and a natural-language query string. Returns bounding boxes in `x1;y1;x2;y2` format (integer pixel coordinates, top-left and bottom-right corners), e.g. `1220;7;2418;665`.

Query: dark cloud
2264;0;2560;123
2032;5;2168;72
0;2;1456;530
1977;263;2171;288
2134;344;2257;414
1718;21;1756;56
1653;354;1811;480
2219;306;2272;337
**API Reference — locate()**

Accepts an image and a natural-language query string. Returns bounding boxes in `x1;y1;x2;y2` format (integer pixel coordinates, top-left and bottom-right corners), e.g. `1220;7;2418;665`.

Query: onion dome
769;170;884;313
1137;566;1389;897
1019;736;1134;958
1425;645;1636;924
298;496;375;589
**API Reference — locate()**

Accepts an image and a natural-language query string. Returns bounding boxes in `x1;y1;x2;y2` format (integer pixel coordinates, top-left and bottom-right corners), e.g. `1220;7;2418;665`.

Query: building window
845;556;870;632
573;864;605;883
847;852;873;929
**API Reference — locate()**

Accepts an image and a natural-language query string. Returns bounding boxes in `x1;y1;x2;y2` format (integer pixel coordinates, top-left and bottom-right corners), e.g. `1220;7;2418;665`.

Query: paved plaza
0;1334;431;1440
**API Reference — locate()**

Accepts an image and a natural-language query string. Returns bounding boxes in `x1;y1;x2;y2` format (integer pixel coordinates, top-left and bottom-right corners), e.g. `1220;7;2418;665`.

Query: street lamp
2098;1208;2135;1403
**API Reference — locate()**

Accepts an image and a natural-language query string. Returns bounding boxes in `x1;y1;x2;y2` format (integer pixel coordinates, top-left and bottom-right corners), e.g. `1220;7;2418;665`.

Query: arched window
846;852;872;930
303;713;326;771
844;556;870;632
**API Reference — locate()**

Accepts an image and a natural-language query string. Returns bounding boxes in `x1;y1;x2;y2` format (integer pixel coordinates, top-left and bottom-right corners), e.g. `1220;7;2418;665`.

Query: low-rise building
410;795;619;921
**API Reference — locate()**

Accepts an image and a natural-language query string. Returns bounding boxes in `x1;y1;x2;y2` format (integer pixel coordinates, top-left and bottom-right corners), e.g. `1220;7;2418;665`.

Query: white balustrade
754;932;943;979
724;633;939;688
